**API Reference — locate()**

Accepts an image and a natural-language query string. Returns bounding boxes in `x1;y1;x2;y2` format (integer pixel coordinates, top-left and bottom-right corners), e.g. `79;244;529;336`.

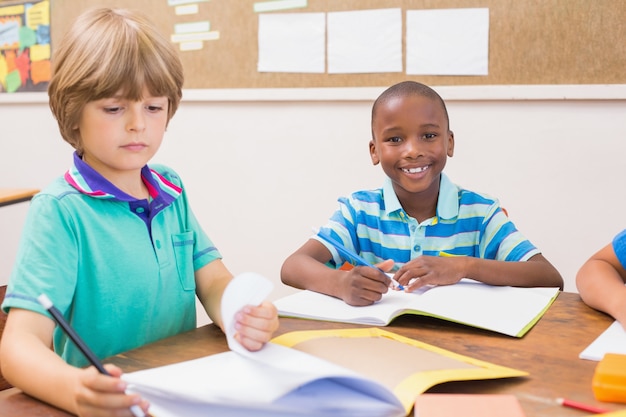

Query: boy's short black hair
371;81;450;131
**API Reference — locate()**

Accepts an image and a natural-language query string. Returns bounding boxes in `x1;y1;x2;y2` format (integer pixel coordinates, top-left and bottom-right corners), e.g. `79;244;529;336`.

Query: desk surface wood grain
0;292;622;416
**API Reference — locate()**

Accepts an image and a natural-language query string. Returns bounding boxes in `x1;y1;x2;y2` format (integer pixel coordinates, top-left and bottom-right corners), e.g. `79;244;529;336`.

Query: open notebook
123;274;527;417
275;279;560;337
124;328;527;417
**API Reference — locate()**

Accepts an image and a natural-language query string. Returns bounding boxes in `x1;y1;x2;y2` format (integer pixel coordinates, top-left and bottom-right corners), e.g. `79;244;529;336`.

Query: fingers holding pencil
38;294;151;417
77;365;151;416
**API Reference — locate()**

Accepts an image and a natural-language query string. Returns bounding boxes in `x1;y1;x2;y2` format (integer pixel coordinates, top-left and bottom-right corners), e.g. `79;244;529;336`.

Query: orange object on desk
593;353;626;403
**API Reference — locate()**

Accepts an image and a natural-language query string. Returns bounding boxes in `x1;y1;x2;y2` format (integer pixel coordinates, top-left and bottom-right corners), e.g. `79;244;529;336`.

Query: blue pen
314;228;404;290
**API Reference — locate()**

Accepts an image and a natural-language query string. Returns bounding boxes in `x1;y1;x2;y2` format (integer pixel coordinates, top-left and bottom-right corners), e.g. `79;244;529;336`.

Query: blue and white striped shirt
316;174;539;272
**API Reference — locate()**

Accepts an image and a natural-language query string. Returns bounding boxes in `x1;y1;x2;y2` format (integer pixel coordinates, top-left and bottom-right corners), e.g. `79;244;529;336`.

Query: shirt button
410;225;417;232
155;240;161;249
414;245;420;252
136;207;145;213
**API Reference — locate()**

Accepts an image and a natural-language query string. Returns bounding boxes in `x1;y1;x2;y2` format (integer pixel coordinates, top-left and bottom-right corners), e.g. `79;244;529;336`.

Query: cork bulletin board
48;0;625;89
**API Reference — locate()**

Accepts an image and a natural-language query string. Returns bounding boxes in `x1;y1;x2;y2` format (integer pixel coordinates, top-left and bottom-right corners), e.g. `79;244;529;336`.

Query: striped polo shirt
316;173;539;272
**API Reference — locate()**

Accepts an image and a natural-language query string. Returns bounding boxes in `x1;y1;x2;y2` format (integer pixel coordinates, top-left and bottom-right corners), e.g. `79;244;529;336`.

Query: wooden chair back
0;285;12;390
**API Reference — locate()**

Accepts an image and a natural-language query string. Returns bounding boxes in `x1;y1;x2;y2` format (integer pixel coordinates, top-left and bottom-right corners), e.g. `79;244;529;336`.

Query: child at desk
281;81;563;306
577;230;626;329
0;8;278;417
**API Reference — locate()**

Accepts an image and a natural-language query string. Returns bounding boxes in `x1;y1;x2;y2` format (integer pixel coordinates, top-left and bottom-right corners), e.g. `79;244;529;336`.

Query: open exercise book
275;279;560;338
123;273;526;417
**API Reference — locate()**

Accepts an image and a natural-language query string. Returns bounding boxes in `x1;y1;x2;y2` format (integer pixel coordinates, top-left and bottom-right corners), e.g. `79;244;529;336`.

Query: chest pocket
172;232;196;291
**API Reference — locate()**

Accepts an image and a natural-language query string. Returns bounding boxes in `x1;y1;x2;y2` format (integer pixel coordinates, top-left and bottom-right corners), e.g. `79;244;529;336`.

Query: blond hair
48;8;184;153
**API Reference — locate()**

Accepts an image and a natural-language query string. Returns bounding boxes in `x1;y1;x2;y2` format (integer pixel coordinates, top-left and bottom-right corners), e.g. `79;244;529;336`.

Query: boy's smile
401;164;431;175
369;94;454;219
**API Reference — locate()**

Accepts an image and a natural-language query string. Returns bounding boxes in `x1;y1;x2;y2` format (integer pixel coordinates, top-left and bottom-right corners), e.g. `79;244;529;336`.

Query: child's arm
0;308;148;416
576;243;626;327
195;259;278;351
395;253;563;291
281;239;394;306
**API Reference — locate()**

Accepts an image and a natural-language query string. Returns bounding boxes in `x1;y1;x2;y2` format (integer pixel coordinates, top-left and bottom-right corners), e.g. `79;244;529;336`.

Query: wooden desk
0;292;623;417
0;188;39;207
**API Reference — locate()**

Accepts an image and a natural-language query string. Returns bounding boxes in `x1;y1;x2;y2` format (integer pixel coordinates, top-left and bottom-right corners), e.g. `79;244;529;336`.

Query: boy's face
369;94;454;202
75;87;169;182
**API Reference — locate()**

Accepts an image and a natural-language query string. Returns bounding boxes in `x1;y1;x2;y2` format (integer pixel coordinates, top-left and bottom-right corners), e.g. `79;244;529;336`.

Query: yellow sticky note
26;0;50;29
0;4;24;16
29;43;50;61
0;53;6;89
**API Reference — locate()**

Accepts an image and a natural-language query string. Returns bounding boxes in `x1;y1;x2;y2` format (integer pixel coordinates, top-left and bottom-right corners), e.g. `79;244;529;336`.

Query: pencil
556;397;610;414
37;294;147;417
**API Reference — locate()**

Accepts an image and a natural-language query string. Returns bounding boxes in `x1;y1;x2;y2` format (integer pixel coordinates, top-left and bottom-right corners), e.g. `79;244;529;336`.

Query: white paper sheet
327;8;402;74
406;8;489;76
221;272;273;355
257;12;325;73
579;320;626;361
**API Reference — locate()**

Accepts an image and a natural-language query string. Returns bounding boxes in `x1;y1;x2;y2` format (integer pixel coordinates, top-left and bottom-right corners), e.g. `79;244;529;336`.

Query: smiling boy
281;81;563;306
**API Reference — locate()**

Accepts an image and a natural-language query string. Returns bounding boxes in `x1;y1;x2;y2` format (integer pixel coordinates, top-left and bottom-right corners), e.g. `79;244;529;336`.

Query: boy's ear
447;131;455;157
369;140;380;165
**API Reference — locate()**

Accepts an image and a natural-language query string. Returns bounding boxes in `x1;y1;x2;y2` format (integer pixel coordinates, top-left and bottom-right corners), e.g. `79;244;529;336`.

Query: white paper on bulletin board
406;8;489;76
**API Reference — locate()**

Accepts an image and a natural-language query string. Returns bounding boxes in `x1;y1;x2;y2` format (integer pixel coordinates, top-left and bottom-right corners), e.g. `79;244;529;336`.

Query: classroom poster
0;0;51;93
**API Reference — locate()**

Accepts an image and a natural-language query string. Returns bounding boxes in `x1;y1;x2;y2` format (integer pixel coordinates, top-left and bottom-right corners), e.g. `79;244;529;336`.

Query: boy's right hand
74;364;149;417
338;260;394;306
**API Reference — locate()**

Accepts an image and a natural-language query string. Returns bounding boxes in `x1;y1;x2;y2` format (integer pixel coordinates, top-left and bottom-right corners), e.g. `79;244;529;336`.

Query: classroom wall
1;89;625;325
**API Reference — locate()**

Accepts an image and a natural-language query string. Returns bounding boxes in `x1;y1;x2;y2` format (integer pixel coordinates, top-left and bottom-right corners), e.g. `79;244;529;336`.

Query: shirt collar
64;152;182;206
382;173;458;220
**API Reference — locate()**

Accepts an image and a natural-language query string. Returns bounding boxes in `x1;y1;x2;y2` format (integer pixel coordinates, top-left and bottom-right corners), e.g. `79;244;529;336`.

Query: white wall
1;87;625;324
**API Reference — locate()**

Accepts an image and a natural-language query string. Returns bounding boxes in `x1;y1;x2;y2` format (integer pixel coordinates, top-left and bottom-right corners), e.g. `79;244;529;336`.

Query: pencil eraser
592;353;626;403
37;294;53;309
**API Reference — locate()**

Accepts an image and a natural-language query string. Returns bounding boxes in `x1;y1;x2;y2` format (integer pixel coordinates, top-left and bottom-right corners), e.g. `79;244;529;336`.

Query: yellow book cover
272;327;527;416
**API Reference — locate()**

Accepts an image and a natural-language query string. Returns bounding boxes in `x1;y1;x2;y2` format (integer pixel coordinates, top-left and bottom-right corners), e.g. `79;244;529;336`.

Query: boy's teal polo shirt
2;153;220;367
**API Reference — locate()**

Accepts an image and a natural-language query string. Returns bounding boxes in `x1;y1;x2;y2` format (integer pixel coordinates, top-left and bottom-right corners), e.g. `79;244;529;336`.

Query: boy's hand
338;259;394;306
75;364;149;417
233;301;279;352
395;255;467;292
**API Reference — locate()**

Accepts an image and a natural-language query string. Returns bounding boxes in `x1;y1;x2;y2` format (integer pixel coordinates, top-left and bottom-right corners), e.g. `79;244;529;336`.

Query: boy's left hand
233;301;279;351
395;255;467;292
